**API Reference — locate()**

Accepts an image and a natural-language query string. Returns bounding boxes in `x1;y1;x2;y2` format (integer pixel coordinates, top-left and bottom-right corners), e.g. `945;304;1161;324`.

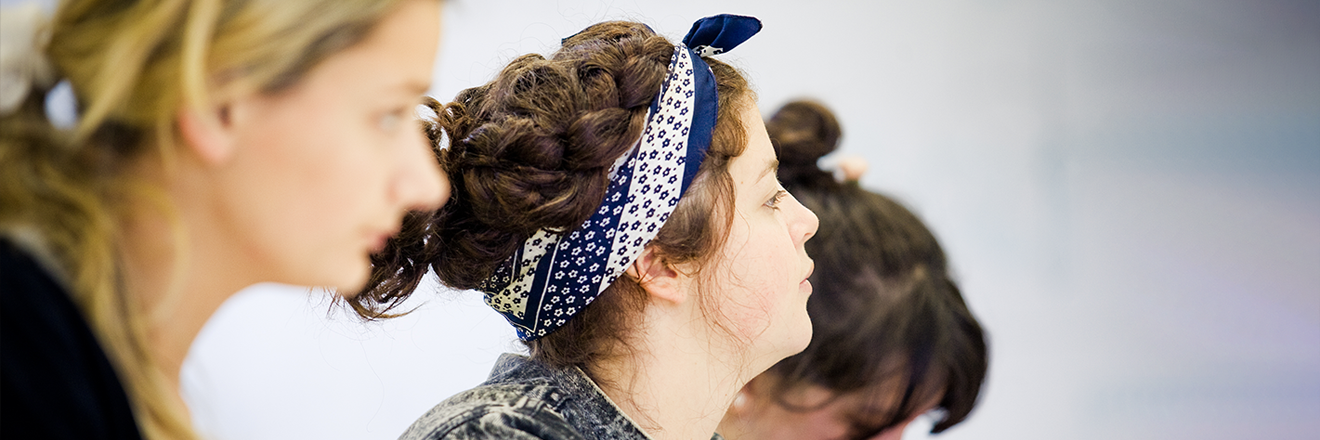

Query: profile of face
729;378;936;440
714;101;820;367
199;0;448;291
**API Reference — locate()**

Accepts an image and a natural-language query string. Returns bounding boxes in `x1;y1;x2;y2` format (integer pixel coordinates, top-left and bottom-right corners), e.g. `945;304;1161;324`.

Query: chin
788;315;814;353
338;266;371;295
314;258;371;295
787;332;812;356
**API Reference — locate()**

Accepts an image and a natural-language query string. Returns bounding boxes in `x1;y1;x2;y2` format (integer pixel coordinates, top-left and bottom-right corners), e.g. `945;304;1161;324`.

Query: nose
788;192;818;245
393;122;449;210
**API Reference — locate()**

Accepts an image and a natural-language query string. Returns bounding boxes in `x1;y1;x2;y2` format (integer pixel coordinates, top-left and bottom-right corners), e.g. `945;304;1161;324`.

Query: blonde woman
0;0;447;438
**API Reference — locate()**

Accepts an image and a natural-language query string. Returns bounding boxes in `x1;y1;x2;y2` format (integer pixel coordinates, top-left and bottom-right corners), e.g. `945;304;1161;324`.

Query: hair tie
480;15;762;341
0;3;56;116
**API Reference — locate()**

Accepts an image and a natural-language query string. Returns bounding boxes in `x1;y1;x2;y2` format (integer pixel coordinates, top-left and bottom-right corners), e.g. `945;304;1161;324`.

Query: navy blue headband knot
683;14;762;57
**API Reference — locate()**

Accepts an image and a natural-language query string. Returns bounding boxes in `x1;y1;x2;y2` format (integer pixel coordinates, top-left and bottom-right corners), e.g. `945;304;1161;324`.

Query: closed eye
377;106;411;133
765;189;788;210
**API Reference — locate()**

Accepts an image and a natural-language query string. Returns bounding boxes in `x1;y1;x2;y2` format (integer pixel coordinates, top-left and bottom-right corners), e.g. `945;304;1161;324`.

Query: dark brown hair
351;21;754;376
763;101;988;436
766;100;841;187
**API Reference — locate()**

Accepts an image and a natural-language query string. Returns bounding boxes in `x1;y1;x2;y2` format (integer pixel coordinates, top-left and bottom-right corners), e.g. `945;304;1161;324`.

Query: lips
369;233;390;254
799;261;814;294
369;226;401;254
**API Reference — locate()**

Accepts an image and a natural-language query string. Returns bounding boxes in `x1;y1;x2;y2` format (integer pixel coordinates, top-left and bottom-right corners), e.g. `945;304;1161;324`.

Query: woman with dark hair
354;15;819;440
717;100;988;440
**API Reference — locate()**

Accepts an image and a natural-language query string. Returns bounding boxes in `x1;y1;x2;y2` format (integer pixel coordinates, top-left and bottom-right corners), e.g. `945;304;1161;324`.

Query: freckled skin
716;102;819;367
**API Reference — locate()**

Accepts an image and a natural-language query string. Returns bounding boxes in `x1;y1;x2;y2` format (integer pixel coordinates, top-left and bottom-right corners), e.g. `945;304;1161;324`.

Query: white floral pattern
480;46;713;340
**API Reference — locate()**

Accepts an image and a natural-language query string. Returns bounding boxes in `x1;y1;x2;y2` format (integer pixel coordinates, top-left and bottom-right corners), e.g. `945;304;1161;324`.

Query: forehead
728;103;777;183
296;0;437;95
830;382;944;425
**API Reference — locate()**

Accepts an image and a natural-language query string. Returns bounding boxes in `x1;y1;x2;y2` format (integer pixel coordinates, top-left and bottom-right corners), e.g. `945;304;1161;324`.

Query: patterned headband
478;14;763;341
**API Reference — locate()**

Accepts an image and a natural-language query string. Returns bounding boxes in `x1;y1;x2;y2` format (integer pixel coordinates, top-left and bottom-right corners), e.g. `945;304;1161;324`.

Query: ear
741;374;768;400
177;100;238;165
625;246;686;304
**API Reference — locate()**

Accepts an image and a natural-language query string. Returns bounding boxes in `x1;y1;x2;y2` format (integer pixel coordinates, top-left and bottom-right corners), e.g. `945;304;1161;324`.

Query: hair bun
766;100;841;165
766;100;840;185
398;21;668;291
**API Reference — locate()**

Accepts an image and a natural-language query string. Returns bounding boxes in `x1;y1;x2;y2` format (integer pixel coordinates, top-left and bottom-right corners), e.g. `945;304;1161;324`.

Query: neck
118;159;258;413
592;304;754;440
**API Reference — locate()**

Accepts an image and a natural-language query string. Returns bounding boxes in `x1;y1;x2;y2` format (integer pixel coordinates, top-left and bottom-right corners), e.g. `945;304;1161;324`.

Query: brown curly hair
350;21;755;375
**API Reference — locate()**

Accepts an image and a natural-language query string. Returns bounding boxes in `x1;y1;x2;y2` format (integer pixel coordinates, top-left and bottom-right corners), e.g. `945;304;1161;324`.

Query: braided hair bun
352;21;751;327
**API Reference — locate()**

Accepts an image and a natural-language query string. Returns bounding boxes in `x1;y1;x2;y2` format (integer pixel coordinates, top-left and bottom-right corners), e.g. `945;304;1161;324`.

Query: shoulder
0;240;142;438
400;380;585;440
1;240;88;364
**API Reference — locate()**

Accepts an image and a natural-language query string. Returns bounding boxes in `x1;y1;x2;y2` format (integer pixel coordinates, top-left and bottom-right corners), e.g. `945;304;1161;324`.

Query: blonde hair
0;0;408;438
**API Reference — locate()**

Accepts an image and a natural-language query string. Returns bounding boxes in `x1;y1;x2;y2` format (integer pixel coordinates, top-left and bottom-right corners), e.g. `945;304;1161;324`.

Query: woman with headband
354;15;818;440
0;0;446;438
718;101;987;440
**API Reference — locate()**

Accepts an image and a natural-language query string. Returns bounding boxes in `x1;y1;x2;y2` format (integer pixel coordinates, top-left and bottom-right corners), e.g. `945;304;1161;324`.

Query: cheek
228;100;390;287
715;218;802;337
287;129;394;287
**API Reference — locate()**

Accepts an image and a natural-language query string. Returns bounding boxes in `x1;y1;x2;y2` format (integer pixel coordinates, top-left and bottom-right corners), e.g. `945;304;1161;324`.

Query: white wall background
11;0;1315;438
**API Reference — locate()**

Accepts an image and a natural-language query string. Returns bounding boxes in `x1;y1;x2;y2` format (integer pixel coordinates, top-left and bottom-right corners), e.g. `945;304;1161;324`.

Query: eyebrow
408;81;432;95
759;159;779;181
391;80;432;96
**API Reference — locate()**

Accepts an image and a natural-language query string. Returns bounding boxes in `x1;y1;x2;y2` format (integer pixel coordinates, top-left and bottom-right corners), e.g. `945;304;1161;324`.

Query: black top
1;240;143;439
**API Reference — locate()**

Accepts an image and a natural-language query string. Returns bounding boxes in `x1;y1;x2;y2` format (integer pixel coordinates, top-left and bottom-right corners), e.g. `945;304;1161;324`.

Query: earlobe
733;377;761;410
729;376;765;416
731;389;750;413
627;246;686;304
177;102;237;165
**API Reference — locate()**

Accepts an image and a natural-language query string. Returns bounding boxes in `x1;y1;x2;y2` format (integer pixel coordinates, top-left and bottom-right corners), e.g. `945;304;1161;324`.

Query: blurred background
33;0;1308;438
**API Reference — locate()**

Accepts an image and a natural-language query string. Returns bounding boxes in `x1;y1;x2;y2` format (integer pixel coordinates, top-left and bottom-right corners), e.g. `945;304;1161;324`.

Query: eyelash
765;190;788;210
377;107;410;132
